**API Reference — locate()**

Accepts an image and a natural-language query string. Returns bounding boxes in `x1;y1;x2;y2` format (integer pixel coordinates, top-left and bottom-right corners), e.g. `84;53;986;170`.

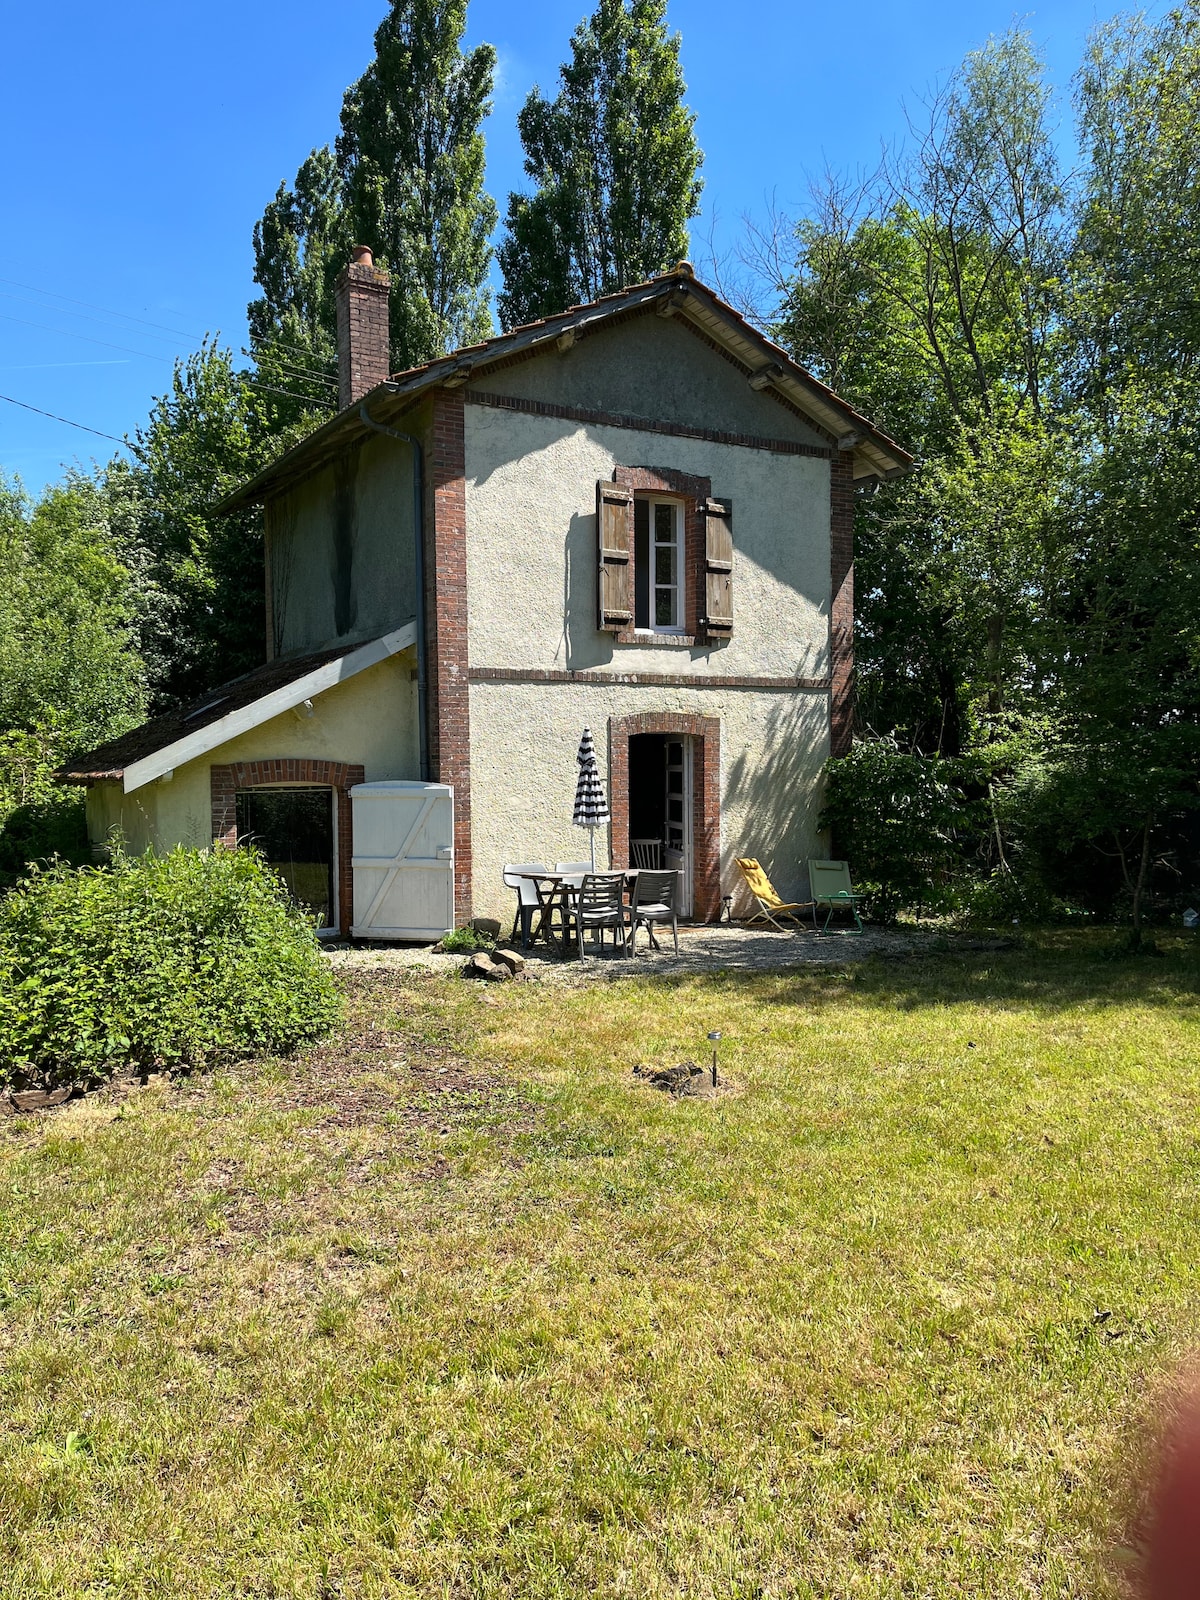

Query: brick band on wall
608;713;722;922
830;451;856;757
210;758;364;938
427;388;473;924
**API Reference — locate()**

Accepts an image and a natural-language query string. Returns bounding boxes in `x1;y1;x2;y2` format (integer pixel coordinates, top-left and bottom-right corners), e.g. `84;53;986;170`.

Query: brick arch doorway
608;714;721;922
211;758;364;937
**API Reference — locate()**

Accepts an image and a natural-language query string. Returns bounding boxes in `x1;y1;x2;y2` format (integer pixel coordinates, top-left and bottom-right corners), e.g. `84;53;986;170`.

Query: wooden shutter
702;497;734;636
596;481;633;631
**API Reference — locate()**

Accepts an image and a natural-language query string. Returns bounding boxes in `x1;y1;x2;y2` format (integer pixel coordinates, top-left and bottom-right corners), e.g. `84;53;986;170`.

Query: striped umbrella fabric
572;726;610;867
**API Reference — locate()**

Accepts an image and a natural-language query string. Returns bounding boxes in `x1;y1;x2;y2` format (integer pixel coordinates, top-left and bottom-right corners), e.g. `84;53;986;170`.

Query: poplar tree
497;0;703;329
248;0;497;382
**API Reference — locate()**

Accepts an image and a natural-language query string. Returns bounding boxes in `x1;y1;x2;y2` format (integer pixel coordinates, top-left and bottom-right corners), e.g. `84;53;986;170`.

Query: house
61;249;912;938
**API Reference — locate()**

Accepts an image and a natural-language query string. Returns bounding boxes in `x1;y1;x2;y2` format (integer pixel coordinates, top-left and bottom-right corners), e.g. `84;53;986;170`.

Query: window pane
654;502;674;542
655;589;675;626
634;499;649;629
655;543;675;585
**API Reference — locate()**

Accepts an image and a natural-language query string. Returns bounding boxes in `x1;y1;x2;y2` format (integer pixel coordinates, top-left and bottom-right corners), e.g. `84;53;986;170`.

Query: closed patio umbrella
572;726;611;869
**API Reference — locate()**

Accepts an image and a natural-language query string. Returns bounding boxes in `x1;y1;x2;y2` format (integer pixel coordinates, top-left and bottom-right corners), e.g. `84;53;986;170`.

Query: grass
0;932;1198;1597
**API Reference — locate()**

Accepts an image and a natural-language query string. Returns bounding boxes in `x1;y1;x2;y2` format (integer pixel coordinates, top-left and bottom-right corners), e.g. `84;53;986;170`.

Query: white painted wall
468;677;829;923
463;405;831;679
85;651;419;856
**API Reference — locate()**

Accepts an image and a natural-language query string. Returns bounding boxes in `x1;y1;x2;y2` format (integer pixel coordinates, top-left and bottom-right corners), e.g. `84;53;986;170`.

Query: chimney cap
350;244;375;268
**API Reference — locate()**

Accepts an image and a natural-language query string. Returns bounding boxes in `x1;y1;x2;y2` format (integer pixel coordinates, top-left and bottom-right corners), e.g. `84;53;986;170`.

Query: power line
0;312;335;412
0;310;175;364
0;391;126;444
244;349;338;388
0;286;207;348
0;275;208;344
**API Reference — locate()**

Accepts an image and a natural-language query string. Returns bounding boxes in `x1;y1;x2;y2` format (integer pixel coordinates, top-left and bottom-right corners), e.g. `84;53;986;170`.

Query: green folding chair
807;860;865;934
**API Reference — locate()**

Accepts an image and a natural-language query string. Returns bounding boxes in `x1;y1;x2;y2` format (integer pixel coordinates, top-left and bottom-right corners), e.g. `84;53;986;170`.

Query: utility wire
0;275;208;344
0;391;126;444
0;310;176;364
0;312;334;412
0;274;344;398
0;287;208;347
245;351;338;388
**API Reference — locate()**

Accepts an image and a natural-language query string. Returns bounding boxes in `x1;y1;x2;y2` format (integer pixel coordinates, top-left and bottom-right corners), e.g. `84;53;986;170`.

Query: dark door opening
236;786;335;929
628;733;693;914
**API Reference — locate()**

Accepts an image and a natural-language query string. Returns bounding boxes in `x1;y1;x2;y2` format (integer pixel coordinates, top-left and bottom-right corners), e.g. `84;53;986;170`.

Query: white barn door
350;781;454;941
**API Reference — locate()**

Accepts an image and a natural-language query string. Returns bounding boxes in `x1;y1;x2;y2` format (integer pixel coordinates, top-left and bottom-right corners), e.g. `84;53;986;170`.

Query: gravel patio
325;921;933;984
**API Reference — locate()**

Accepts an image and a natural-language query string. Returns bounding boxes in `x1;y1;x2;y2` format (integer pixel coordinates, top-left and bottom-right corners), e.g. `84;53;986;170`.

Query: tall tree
247;146;346;414
249;0;497;381
338;0;497;367
773;29;1065;756
130;344;321;709
0;470;148;879
497;0;703;328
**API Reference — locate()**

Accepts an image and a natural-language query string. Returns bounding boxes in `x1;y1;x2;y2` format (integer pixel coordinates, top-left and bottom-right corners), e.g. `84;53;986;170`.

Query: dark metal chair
627;868;680;956
571;872;628;960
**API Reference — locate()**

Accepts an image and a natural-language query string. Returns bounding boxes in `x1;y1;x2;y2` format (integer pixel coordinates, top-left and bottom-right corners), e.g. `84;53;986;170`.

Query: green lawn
1;934;1198;1597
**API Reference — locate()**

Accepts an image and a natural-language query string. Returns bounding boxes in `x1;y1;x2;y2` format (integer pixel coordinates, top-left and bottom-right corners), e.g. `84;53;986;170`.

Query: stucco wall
85;652;419;854
463;405;831;679
269;431;418;659
470;313;828;448
468;677;829;923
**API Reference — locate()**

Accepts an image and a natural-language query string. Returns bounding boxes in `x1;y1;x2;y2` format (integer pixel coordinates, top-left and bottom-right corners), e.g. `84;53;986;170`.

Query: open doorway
235;786;336;931
628;733;693;915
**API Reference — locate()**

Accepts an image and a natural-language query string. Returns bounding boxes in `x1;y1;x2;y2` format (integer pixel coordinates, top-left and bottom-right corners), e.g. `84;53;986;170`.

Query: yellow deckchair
735;857;814;932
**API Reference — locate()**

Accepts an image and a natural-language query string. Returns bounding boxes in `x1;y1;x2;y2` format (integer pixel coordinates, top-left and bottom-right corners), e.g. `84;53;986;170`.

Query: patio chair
555;861;592;887
630;838;663;870
502;862;551;948
807;859;865;934
627;868;680;956
734;857;813;933
571;872;629;961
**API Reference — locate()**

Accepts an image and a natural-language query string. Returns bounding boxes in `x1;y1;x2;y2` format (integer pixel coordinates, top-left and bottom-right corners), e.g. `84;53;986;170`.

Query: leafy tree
497;0;703;328
0;471;148;879
771;30;1065;764
249;0;497;380
248;146;346;414
129;343;319;709
1070;3;1200;416
338;0;497;366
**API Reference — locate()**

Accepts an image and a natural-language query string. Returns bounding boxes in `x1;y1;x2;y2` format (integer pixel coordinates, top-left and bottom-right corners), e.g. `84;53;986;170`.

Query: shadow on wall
723;696;830;910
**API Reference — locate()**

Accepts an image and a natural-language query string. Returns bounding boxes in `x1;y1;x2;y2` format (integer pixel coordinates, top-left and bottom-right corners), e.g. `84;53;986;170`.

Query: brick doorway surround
607;713;721;921
211;758;365;937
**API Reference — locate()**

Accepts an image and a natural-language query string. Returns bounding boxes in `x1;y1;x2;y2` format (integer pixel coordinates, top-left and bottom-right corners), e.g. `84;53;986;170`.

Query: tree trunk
1130;817;1153;950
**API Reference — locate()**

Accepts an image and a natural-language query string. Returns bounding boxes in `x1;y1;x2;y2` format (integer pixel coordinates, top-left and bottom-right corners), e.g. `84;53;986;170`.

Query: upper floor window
634;497;684;633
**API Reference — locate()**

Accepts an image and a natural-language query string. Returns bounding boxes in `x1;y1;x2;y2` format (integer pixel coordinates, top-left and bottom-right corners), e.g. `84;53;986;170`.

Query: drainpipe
358;398;430;783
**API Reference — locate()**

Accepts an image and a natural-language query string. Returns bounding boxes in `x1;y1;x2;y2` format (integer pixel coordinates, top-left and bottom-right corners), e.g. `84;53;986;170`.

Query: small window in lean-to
634;497;685;633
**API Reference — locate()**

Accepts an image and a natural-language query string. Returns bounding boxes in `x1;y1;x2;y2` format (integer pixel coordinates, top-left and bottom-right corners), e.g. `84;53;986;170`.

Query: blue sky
0;0;1162;493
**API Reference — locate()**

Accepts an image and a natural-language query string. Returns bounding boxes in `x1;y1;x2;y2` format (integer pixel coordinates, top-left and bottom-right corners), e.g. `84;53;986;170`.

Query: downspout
358;398;430;783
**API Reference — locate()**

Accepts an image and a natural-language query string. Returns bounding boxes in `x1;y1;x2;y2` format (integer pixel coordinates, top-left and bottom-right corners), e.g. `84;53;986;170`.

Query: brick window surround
611;466;712;645
211;758;364;938
608;713;722;922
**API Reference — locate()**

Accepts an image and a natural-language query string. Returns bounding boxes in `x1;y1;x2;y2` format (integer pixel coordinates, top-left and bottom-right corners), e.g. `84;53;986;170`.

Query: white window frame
635;496;686;635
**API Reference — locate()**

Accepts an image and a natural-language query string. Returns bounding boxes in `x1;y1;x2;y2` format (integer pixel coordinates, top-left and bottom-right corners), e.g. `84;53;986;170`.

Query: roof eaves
119;623;416;793
214;268;913;510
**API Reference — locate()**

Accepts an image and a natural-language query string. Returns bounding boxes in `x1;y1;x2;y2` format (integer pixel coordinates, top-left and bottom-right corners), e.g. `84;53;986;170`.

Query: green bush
439;925;495;953
0;791;91;888
0;846;341;1089
820;738;981;920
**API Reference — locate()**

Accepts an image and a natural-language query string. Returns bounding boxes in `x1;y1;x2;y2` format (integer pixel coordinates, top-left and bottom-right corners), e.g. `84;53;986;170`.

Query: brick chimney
336;245;391;409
